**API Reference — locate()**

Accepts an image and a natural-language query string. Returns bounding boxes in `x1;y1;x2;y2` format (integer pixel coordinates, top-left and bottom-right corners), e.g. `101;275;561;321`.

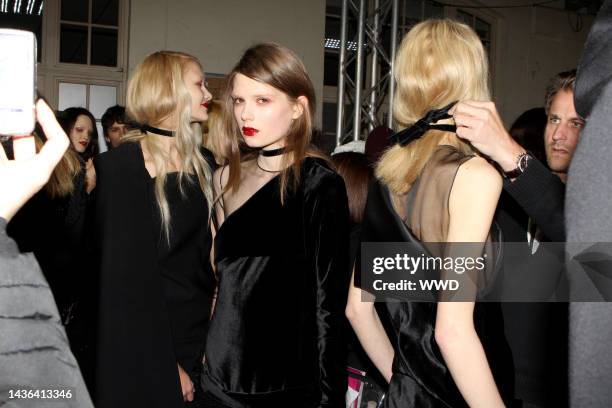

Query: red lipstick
202;101;210;109
79;141;88;147
242;127;259;136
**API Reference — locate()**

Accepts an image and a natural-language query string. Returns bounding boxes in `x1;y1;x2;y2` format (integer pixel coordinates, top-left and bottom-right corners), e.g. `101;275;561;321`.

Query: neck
554;171;567;184
157;116;177;130
147;118;177;152
258;153;285;173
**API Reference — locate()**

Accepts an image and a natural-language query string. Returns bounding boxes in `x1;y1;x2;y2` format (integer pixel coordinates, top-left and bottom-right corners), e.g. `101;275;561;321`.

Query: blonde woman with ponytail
346;20;515;407
92;51;215;407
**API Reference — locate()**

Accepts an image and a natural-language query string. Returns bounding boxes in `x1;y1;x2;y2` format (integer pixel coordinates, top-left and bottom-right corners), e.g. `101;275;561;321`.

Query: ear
292;96;308;120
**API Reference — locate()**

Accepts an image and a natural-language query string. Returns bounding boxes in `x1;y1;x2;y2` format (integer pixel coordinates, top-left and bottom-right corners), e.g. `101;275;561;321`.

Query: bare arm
346;270;395;383
435;157;505;408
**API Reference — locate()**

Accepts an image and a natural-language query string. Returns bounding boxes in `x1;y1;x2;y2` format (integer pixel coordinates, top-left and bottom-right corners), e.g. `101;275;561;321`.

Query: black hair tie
389;101;457;147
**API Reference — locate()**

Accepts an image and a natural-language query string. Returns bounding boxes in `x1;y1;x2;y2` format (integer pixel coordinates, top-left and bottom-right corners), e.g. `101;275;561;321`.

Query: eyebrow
231;93;274;98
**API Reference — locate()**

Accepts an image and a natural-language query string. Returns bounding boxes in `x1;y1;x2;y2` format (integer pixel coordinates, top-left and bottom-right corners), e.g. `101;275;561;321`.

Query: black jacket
92;142;215;408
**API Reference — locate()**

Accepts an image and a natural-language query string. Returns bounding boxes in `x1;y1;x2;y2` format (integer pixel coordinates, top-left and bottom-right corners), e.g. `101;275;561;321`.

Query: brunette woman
201;43;350;408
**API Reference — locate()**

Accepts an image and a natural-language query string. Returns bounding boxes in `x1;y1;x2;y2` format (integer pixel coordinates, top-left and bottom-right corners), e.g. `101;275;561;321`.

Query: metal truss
335;0;399;145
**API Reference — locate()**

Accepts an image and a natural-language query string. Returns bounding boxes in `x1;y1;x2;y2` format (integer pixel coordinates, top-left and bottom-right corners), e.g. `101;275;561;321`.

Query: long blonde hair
123;50;214;240
220;43;327;203
376;19;491;194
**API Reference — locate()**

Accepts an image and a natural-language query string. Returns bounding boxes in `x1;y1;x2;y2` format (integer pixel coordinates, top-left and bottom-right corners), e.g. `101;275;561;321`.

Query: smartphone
0;29;37;136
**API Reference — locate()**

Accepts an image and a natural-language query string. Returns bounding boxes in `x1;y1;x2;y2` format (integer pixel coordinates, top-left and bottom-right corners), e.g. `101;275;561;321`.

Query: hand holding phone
0;100;69;222
0;29;36;137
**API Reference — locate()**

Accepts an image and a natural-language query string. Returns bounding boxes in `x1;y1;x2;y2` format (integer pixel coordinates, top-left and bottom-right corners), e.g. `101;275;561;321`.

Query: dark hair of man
544;69;577;115
101;105;126;137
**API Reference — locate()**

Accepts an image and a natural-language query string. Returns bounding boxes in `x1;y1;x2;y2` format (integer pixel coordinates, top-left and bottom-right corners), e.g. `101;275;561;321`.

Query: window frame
35;0;129;108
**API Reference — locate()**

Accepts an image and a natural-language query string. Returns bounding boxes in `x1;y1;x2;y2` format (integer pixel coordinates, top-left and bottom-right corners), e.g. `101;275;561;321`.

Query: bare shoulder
455;156;502;193
450;156;502;219
448;156;501;242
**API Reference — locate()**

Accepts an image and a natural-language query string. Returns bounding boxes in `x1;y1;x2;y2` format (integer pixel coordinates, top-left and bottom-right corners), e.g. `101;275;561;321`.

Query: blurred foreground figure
566;1;612;407
0;100;93;407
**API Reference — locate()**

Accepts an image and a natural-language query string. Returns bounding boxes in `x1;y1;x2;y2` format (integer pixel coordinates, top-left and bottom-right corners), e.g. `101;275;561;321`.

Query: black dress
149;173;216;383
92;143;215;408
201;157;351;408
356;146;515;408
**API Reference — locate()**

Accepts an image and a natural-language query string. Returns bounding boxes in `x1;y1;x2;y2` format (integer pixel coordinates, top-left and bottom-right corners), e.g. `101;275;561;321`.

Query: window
2;0;129;138
60;0;119;66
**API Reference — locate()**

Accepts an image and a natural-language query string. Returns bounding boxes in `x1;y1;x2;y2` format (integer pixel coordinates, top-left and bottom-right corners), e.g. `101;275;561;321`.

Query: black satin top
356;146;514;408
203;157;351;408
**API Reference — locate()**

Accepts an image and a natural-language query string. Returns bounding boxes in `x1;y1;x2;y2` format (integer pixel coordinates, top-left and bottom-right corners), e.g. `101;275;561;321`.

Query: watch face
518;153;532;172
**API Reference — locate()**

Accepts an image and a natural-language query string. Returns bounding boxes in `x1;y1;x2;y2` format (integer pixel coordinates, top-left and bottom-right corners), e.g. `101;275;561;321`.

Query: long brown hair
220;43;326;202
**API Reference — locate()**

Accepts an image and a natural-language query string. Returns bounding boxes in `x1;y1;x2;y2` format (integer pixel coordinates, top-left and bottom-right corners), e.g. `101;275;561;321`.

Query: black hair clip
389;101;457;147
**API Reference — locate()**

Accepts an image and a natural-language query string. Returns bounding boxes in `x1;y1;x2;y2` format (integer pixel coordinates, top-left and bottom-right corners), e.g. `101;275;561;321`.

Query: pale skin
211;73;306;229
346;133;505;407
140;60;212;403
67;115;97;193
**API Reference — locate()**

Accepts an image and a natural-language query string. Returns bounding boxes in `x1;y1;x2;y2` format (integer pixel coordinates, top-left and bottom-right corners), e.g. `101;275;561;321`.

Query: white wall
128;0;595;130
128;0;326;125
485;3;593;125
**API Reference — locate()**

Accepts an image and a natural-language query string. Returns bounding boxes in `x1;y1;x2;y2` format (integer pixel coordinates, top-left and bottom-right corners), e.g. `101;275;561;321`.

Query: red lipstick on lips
79;141;89;147
202;101;210;109
242;127;259;136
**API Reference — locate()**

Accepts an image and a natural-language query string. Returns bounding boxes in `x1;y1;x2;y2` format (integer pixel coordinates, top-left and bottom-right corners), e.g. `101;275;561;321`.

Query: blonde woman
346;20;514;407
92;51;215;407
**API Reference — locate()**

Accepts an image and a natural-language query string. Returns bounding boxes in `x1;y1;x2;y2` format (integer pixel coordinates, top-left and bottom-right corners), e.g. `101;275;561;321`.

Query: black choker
141;124;175;137
259;147;286;157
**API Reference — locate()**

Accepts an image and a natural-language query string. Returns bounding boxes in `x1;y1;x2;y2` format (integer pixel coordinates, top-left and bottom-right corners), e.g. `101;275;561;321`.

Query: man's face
105;121;127;148
544;89;584;179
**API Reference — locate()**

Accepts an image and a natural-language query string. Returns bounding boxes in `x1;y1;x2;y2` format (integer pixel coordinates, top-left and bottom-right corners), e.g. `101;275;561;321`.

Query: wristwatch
503;152;532;179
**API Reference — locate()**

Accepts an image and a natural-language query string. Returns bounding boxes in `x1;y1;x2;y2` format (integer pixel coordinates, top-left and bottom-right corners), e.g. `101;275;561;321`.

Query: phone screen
0;29;36;136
